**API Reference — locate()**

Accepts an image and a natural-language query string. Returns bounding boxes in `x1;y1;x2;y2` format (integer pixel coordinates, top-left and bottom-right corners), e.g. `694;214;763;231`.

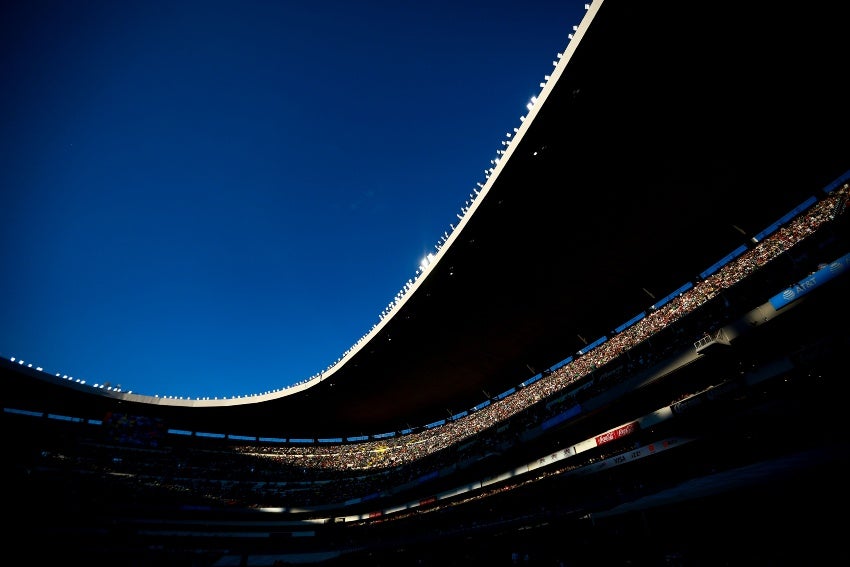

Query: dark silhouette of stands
6;179;849;566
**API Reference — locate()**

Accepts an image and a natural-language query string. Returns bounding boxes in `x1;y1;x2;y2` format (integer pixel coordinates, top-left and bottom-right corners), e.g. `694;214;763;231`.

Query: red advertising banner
594;421;637;446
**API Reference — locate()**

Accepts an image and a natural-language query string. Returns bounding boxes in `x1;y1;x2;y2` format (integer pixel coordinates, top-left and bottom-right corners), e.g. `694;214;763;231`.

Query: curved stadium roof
3;0;849;438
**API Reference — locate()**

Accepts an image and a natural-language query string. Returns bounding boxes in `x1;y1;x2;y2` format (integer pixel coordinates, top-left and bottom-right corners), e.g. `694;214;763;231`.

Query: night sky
1;1;590;399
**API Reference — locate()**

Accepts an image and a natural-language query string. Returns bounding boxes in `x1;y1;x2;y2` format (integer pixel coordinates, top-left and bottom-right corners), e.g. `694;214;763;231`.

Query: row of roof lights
319;10;589;380
6;6;590;401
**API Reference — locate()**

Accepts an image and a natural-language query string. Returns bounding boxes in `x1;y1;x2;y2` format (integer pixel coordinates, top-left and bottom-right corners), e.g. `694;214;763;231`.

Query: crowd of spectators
223;183;848;467
11;182;848;514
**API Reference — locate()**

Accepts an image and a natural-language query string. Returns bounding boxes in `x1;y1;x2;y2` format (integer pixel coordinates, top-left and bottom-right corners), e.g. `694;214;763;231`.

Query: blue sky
1;1;590;400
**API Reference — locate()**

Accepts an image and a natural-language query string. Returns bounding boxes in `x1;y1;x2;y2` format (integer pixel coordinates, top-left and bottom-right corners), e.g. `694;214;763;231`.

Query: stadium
4;1;849;565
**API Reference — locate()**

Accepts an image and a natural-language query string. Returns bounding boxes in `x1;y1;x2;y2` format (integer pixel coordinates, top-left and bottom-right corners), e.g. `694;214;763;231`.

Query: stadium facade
4;1;849;565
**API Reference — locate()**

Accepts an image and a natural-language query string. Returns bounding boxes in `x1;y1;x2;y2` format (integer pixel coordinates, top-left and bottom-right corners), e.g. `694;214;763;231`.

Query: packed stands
6;176;849;565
